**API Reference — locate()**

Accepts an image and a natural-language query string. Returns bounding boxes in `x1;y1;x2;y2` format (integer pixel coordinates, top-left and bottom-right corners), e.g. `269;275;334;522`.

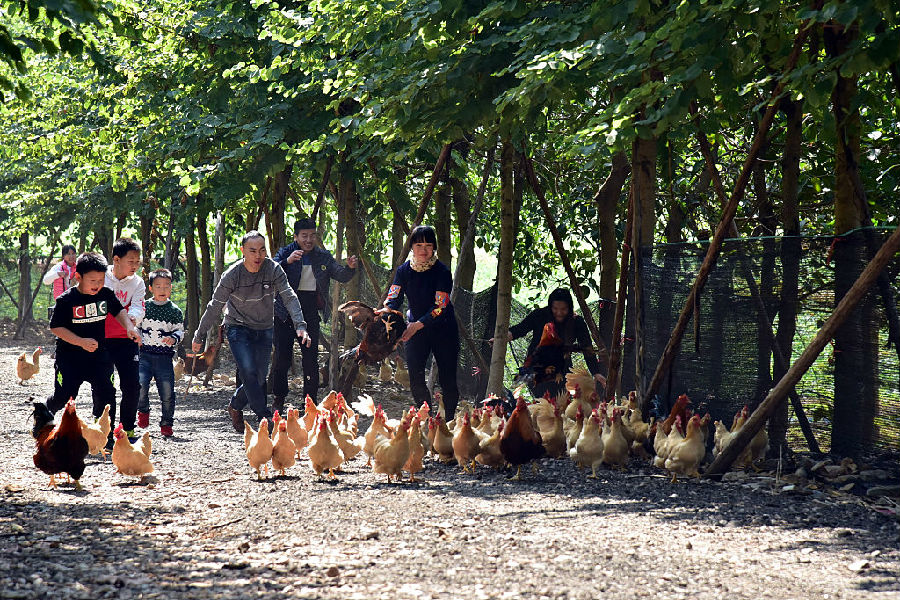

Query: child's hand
163;336;176;346
126;327;141;346
81;338;99;352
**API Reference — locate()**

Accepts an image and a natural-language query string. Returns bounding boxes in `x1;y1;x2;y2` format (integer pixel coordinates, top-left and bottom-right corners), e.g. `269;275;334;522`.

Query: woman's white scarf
410;254;437;272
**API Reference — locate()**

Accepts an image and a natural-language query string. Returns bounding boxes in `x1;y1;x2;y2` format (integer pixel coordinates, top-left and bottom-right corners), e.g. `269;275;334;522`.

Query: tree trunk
214;211;226;286
487;140;516;397
17;233;32;323
269;164;292;253
596;152;630;300
826;21;876;456
771;98;804;456
163;198;178;272
115;211;126;242
139;199;155;281
435;170;453;267
392;211;406;268
329;190;346;391
341;171;361;348
451;166;476;292
198;209;213;309
184;217;200;343
631;132;655;400
753;139;778;411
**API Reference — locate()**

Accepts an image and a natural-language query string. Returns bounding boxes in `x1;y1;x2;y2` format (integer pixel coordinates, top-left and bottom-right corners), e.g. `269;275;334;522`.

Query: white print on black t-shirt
72;301;108;323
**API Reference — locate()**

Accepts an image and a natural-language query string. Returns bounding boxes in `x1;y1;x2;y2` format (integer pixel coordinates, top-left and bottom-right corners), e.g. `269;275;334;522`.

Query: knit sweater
139;300;185;356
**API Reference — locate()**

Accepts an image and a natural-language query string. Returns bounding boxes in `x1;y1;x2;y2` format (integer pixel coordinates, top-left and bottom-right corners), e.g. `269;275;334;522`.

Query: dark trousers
271;292;321;402
93;338;140;431
227;324;274;420
405;320;460;419
48;347;115;420
137;352;177;427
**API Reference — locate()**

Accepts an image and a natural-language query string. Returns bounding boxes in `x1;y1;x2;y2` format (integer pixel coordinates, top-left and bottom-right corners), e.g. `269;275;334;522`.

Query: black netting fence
628;227;899;456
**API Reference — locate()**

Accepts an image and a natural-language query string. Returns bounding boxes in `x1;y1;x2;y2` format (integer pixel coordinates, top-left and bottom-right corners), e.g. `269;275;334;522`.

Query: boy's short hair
61;244;76;255
149;268;173;285
241;230;265;246
75;252;108;275
112;237;141;259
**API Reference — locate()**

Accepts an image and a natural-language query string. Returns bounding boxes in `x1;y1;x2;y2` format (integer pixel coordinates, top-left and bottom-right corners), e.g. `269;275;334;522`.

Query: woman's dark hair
75;252;108;275
61;244;76;255
409;225;438;250
548;287;574;314
112;237;141;259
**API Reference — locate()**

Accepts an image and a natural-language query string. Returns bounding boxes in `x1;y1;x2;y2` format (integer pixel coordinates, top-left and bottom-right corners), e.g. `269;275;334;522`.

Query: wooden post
692;114;821;454
644;25;810;401
378;143;452;306
605;188;634;402
523;156;609;365
706;224;900;476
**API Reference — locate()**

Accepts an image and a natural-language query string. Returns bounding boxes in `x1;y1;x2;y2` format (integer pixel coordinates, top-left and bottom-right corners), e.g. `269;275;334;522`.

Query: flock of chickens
26;349;767;489
236;367;769;484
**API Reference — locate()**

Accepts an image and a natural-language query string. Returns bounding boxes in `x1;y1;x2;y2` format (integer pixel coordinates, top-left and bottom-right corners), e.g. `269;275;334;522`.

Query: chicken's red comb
114;423;124;434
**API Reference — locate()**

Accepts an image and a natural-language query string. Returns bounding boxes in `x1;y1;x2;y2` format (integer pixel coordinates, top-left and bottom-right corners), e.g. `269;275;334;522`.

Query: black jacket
509;306;602;376
273;242;356;324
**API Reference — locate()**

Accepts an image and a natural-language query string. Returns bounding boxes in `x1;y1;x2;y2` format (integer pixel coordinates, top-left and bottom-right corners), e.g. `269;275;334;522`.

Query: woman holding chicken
385;225;460;420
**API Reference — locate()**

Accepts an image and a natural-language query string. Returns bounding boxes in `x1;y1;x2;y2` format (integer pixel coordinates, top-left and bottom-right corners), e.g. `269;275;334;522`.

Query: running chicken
79;404;111;460
111;424;154;481
271;420;296;476
244;418;273;480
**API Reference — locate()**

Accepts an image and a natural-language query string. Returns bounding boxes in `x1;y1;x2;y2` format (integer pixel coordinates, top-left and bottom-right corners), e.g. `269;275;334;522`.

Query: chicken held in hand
244;418;273;480
32;400;89;490
79;403;111;460
500;396;546;480
112;424;154;482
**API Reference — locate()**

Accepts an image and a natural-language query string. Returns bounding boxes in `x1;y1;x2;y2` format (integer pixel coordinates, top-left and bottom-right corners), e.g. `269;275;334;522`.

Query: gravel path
1;334;898;599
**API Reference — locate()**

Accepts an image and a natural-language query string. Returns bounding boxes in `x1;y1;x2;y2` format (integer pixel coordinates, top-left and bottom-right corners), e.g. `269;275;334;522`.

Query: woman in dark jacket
499;288;605;397
384;225;460;419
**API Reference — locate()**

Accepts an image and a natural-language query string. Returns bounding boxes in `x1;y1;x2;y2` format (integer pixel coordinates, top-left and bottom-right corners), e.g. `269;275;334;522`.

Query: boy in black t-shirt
47;253;141;427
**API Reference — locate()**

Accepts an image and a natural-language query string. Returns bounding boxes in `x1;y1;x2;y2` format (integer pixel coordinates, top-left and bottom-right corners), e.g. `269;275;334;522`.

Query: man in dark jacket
495;288;605;398
271;218;357;408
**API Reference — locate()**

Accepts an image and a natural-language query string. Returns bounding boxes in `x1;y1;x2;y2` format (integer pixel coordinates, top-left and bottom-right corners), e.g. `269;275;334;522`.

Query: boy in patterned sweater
136;269;184;437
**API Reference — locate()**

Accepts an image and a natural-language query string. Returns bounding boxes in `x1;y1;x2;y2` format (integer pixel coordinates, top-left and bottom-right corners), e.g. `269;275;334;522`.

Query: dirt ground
1;328;898;600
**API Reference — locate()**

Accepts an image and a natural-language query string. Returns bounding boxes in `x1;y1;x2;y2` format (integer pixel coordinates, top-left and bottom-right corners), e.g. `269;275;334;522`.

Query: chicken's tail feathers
351;393;376;417
31;401;54;438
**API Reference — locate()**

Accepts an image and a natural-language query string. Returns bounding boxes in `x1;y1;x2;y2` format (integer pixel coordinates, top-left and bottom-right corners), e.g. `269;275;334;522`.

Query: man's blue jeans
226;325;273;420
137;352;176;428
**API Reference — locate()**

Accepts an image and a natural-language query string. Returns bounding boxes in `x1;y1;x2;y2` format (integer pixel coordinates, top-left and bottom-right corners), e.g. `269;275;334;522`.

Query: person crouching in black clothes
494;288;606;398
384;225;460;420
270;218;358;410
